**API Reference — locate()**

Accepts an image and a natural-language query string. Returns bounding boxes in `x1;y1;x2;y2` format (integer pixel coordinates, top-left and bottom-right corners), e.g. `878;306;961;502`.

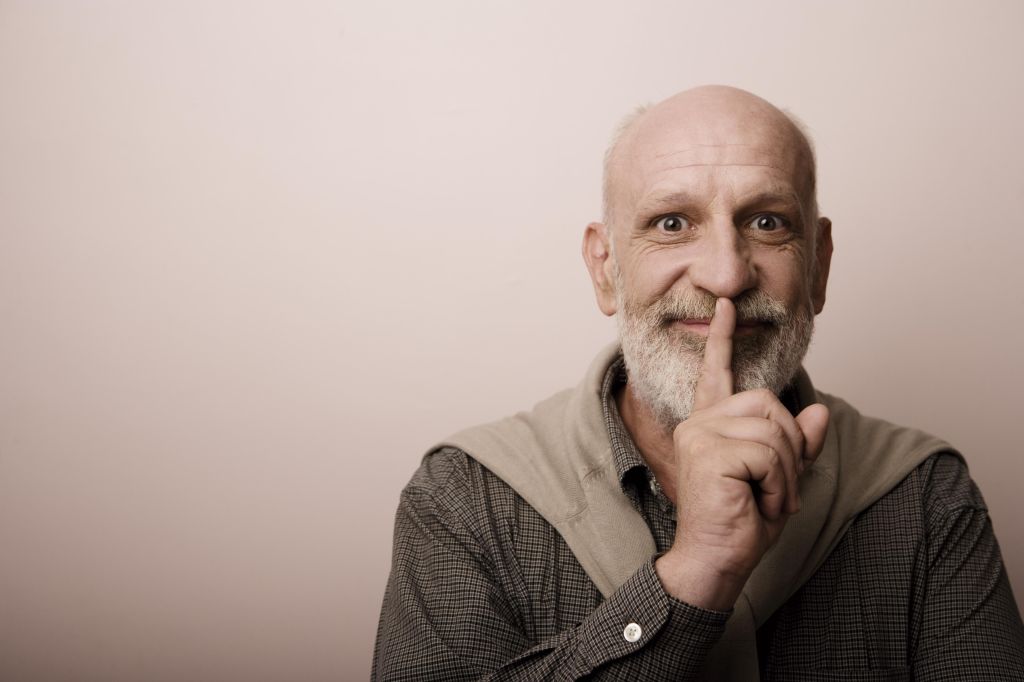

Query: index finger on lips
693;297;735;411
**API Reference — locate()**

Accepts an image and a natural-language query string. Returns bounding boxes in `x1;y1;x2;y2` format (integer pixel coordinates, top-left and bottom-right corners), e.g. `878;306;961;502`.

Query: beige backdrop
1;1;1022;680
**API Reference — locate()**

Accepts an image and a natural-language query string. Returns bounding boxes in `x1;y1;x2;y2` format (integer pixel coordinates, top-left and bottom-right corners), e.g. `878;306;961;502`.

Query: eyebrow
636;188;805;219
736;190;804;213
635;191;699;214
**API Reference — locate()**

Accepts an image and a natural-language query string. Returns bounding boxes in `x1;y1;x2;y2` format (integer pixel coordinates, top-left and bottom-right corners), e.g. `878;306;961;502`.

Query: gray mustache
653;290;789;325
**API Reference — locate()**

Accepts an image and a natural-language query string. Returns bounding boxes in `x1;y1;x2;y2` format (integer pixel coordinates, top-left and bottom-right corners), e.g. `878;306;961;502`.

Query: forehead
634;146;800;210
617;109;809;210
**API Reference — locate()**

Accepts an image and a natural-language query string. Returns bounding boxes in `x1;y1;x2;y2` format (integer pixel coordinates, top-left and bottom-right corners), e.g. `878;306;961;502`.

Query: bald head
602;85;818;234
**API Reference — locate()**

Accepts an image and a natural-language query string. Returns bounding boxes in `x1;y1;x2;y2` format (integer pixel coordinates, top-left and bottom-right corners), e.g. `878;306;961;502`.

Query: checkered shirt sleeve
372;448;730;680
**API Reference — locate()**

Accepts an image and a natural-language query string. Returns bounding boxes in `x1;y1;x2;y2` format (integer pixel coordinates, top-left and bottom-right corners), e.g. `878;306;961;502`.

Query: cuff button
622;622;642;642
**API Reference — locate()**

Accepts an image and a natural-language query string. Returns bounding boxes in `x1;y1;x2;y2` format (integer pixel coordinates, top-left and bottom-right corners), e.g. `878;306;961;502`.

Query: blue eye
751;214;788;231
654;215;689;233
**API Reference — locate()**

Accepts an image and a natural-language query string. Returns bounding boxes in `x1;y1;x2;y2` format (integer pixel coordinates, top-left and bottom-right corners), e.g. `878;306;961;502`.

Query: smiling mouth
669;319;768;337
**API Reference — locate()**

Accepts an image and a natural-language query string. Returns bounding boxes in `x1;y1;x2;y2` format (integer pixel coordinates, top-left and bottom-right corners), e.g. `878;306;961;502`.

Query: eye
653;215;690;233
750;214;790;232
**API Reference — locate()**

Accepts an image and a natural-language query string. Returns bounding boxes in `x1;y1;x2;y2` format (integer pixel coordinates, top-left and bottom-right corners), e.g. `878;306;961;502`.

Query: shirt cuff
575;558;731;672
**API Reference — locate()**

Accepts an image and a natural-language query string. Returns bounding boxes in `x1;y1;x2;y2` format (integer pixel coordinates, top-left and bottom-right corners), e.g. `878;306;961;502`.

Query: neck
615;381;682;503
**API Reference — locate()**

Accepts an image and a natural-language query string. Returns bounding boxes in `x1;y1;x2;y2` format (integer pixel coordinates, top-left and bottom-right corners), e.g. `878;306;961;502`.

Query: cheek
625;247;696;301
754;249;812;305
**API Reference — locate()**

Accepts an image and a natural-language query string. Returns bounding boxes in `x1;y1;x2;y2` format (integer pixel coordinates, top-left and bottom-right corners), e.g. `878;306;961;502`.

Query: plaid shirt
373;358;1024;680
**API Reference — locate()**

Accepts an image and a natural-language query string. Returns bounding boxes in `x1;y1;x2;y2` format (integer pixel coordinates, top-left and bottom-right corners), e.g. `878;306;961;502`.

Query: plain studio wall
1;1;1022;679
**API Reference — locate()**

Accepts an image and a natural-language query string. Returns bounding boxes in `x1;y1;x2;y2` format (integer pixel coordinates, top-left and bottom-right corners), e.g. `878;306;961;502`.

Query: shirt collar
599;354;651;492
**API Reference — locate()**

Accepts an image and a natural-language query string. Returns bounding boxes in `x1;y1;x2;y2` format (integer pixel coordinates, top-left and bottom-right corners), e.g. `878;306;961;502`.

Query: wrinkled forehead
615;109;813;208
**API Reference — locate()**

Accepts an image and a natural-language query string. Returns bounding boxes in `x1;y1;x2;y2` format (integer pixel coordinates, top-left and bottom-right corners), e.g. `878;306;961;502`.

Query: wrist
654;550;749;612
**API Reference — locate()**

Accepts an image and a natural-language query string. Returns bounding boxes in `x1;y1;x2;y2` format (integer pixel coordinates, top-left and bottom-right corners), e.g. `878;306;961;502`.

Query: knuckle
690;434;716;458
674;425;703;453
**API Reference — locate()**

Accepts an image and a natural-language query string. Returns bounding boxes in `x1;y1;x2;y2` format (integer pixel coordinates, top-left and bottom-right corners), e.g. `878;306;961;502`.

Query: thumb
795;403;830;464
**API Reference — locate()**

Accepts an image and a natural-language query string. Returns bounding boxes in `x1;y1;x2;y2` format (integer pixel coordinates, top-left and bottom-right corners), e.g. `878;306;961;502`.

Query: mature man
373;86;1024;680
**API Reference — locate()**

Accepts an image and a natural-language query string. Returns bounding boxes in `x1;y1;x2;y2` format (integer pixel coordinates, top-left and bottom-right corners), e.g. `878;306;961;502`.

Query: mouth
669;318;768;337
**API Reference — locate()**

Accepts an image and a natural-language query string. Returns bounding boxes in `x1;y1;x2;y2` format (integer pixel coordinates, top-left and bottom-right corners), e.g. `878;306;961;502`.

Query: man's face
587;94;831;430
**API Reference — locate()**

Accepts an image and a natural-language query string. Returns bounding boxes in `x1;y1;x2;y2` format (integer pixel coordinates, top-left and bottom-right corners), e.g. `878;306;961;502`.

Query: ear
811;216;833;314
582;222;618;316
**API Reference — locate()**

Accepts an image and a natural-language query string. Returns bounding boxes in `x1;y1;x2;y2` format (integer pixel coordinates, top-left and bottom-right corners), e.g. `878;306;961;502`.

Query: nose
686;223;757;299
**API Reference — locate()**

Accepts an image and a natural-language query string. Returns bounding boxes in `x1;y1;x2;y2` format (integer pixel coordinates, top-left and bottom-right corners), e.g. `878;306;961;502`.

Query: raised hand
654;298;830;611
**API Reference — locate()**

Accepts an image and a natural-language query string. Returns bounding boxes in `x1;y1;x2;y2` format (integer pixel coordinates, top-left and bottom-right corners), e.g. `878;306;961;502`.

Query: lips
669;319;767;336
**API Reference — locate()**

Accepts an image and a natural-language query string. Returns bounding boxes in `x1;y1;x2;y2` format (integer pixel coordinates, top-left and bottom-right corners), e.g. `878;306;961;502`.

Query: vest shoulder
407;446;531;519
405;446;482;501
816;390;957;460
426;386;586;512
867;451;976;509
438;386;576;455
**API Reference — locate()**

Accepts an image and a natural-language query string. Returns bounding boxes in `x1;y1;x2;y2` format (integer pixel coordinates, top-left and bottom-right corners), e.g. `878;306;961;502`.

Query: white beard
615;276;815;432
